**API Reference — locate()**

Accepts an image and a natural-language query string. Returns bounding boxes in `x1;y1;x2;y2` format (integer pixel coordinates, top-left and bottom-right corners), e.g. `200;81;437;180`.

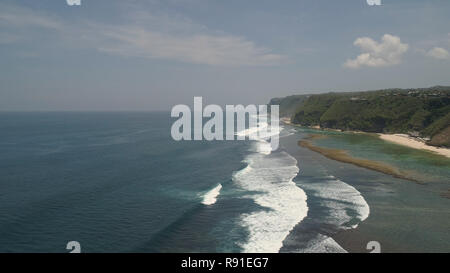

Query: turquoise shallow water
310;130;450;184
283;127;450;252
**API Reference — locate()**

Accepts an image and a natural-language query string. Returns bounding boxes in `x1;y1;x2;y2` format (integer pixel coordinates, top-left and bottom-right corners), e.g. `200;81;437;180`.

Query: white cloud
344;34;409;69
96;25;286;66
0;3;286;66
426;47;449;60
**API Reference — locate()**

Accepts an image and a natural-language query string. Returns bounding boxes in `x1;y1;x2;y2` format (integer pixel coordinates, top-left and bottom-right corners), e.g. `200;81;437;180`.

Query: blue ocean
0;112;448;253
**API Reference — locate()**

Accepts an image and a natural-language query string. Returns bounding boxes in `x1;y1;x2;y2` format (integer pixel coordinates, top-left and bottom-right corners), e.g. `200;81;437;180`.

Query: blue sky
1;0;449;110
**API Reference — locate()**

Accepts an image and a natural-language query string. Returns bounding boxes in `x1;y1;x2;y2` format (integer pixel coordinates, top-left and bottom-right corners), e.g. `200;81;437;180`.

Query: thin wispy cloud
0;3;286;66
0;4;61;30
0;4;63;47
97;26;286;66
344;34;409;69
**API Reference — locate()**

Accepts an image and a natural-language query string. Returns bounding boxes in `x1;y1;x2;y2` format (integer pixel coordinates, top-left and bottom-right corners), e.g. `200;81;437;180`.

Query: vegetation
269;95;309;117
271;86;450;147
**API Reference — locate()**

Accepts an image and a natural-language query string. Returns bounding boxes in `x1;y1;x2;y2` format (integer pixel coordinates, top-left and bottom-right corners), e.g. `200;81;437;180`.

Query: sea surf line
233;115;309;253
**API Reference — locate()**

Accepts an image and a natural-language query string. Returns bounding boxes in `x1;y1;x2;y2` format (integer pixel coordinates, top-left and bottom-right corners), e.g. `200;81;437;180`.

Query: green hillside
272;86;450;147
269;95;309;117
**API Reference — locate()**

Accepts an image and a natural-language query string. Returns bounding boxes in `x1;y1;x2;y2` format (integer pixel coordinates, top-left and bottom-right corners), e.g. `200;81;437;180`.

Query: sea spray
202;184;223;205
302;175;370;229
234;151;308;252
283;174;371;253
233;121;309;253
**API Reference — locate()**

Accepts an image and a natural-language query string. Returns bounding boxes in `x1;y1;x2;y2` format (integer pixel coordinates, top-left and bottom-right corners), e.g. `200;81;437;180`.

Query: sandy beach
281;118;450;158
378;134;450;158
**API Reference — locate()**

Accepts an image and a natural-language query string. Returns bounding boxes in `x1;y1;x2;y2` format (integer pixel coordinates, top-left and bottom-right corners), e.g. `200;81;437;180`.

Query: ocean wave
201;184;222;206
250;140;273;155
235;117;281;143
279;173;370;253
234;118;369;252
305;175;370;229
298;234;347;253
234;137;308;253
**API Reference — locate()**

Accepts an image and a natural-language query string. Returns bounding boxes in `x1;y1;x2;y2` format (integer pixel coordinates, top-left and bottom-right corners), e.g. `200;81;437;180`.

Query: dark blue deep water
0;112;250;252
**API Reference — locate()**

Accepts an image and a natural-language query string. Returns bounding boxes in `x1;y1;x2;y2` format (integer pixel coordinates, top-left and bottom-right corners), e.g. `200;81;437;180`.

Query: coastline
378;133;450;158
281;118;450;158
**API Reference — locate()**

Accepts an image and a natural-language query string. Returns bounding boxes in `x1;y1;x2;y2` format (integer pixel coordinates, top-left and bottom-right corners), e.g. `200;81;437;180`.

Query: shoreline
281;118;450;158
378;133;450;158
298;134;422;183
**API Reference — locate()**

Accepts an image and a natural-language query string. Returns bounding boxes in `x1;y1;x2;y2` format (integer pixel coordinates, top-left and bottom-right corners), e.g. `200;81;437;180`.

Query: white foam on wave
298;234;347;253
234;132;308;252
234;117;369;252
303;175;370;229
202;184;222;205
235;115;281;146
252;140;272;155
290;174;370;253
233;118;309;252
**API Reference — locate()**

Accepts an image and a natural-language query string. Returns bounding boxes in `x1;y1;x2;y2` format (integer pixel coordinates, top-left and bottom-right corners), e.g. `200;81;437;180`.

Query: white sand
281;118;449;158
280;117;292;124
378;134;450;158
